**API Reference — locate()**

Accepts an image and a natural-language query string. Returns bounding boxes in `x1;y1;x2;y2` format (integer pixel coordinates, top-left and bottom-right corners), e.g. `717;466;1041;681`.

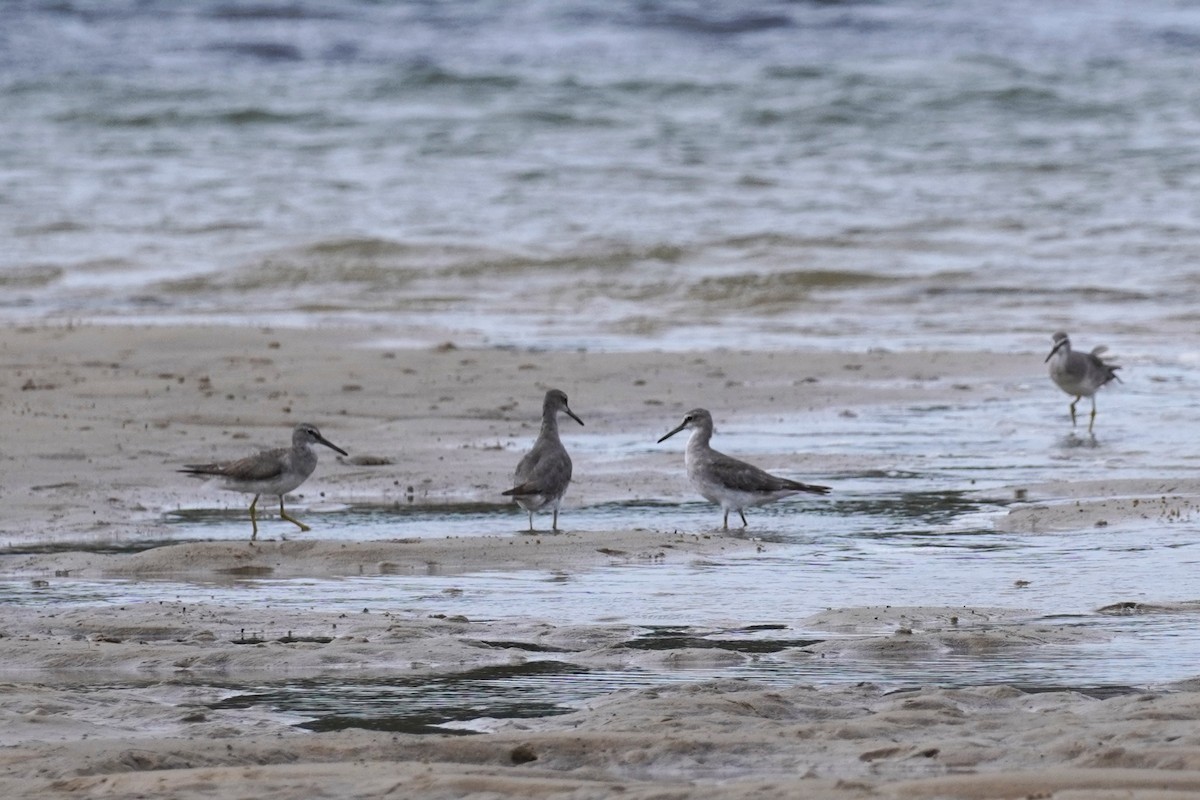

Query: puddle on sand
7;367;1200;733
202;615;1192;735
8;484;984;549
208;661;595;735
6;493;1200;737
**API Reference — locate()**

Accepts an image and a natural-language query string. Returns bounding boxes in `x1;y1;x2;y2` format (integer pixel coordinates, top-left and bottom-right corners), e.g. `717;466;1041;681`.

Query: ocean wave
53;106;343;128
443;245;688;278
686;270;898;308
0;265;63;289
369;65;523;98
157;240;429;294
205;3;347;22
625;2;794;35
209;41;305;62
6;0;1200;354
922;284;1155;303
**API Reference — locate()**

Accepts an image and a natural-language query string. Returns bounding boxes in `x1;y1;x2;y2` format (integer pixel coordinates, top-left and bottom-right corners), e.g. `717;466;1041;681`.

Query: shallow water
6;506;1199;733
2;347;1197;735
6;0;1200;735
7;456;1200;734
6;1;1200;354
9;504;1198;634
7;361;1200;717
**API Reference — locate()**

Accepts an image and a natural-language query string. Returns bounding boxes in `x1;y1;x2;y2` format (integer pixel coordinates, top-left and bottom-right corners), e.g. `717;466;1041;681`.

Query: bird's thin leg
722;510;729;530
279;496;312;532
248;494;260;542
739;510;749;528
1088;397;1098;434
527;510;534;533
552;507;560;532
1068;397;1079;427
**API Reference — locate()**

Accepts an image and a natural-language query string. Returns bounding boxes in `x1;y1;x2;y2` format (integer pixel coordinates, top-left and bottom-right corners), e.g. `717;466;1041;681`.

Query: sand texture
2;323;1199;799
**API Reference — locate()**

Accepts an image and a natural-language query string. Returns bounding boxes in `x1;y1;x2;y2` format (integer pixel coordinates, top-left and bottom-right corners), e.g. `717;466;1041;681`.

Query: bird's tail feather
784;480;831;495
502;483;541;497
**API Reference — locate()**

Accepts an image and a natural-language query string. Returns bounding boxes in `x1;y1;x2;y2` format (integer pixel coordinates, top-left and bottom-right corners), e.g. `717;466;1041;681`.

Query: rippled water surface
6;0;1200;733
5;0;1200;353
2;347;1199;730
5;501;1200;732
8;391;1200;730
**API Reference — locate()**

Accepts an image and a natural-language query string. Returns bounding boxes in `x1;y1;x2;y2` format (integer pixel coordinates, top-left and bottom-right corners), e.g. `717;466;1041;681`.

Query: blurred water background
5;0;1200;354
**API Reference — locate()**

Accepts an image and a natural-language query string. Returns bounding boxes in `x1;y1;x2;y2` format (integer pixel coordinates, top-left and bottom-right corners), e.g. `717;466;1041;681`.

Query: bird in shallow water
502;388;584;532
1045;331;1121;434
180;423;347;541
657;408;830;530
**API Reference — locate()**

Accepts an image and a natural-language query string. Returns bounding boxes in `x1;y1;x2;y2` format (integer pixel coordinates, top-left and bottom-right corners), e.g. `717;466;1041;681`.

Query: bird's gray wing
709;450;829;495
707;451;790;493
181;448;288;481
508;443;572;495
1085;351;1122;385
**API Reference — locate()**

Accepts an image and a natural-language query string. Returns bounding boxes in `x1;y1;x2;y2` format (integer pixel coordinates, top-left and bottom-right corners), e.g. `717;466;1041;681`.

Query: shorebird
658;408;830;530
180;423;348;541
502;389;584;532
1045;331;1121;434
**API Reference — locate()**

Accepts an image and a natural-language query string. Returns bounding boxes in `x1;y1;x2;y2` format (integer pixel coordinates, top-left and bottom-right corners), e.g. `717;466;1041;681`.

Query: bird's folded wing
712;452;827;495
182;449;287;481
511;448;571;491
502;482;541;497
781;478;832;495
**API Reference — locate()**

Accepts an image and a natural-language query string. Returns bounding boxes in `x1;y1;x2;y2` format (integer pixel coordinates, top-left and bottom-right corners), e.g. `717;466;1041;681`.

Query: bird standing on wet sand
657;408;830;530
502;389;584;532
179;423;348;542
1045;331;1121;434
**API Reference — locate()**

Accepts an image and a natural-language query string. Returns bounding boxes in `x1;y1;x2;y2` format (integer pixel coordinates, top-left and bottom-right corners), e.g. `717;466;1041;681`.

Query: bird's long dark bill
1044;339;1067;362
566;408;585;426
657;422;687;443
317;435;349;456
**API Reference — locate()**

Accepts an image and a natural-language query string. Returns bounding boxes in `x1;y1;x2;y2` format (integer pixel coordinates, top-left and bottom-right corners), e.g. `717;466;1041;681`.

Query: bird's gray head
293;423;349;456
1045;331;1071;362
657;408;712;443
544;389;585;426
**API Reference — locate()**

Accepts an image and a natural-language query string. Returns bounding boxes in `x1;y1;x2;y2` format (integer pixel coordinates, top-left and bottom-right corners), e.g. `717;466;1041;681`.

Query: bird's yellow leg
248;494;260;542
279;496;311;532
1069;396;1080;427
1088;397;1098;434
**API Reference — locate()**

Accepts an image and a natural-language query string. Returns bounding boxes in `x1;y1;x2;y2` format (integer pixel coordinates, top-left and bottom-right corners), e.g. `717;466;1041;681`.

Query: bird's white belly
1050;371;1091;396
514;493;553;512
221;474;307;496
691;475;788;511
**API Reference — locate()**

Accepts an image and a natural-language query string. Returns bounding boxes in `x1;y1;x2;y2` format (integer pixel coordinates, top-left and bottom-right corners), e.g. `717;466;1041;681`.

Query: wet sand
3;322;1200;799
